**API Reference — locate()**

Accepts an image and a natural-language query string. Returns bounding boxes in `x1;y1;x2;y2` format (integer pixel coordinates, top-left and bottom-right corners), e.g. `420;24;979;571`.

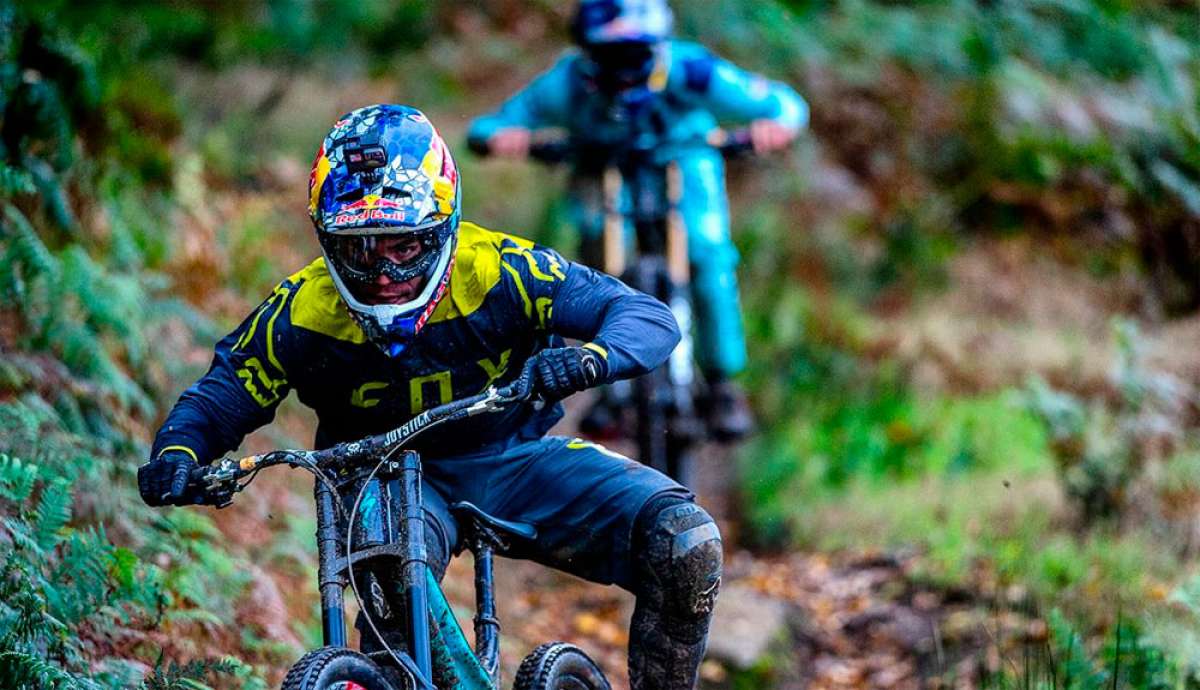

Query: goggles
320;225;445;286
584;41;656;92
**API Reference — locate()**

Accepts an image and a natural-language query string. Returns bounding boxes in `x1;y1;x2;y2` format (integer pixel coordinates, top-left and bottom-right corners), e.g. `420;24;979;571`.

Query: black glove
137;449;201;507
530;346;608;403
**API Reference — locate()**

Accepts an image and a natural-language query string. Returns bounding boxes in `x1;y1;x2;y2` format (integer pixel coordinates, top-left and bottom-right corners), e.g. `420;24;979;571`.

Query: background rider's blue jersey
467;39;808;160
151;222;681;463
468;40;807;378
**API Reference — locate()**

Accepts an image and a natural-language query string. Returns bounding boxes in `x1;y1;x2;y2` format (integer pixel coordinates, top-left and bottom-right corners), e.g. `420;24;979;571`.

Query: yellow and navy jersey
152;222;680;462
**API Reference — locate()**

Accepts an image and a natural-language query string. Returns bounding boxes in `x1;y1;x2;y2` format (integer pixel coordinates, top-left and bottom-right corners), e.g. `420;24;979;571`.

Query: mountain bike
469;130;754;489
186;360;610;690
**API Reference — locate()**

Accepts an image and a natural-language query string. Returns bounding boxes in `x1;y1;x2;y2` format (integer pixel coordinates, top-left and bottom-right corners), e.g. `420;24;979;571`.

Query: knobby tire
513;642;611;690
282;646;398;690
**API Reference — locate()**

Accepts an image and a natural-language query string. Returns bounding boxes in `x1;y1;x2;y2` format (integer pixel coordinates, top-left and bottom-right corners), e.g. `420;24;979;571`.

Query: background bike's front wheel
513;642;611;690
282;647;400;690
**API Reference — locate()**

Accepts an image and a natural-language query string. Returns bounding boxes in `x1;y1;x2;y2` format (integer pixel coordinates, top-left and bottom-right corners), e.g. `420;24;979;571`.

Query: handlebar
705;128;756;157
468;128;760;165
191;359;539;507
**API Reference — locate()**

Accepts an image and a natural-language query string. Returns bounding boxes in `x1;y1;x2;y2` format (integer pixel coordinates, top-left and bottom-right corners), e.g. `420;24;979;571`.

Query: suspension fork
395;451;432;679
665;160;696;392
315;479;348;647
602;166;626;277
666;161;689;286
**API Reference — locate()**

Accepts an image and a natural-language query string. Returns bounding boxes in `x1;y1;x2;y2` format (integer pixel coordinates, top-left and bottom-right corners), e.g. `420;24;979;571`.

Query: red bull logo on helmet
332;194;415;226
338;195;406;212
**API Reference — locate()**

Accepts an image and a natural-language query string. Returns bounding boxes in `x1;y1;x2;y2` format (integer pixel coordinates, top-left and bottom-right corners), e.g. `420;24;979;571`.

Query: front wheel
282;647;400;690
513;642;611;690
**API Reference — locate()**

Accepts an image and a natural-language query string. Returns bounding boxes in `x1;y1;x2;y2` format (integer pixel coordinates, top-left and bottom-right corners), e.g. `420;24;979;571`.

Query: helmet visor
321;229;442;286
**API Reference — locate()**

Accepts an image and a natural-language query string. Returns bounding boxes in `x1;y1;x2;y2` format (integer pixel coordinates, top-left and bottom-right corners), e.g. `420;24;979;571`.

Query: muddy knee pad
632;495;723;643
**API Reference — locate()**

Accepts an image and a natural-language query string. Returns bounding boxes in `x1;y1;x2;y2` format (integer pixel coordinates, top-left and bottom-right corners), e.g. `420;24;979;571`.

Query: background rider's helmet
309;104;460;357
571;0;673;94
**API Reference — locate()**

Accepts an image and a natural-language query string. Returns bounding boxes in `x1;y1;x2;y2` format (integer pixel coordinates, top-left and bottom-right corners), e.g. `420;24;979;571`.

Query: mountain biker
467;0;808;441
138;104;721;690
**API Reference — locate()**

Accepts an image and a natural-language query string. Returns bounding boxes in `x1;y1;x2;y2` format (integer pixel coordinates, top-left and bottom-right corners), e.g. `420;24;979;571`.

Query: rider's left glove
138;449;204;507
530;345;609;403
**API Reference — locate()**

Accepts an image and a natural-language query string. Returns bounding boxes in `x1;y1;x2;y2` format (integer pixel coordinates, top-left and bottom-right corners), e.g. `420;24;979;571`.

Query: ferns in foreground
0;463;129;688
0;448;259;689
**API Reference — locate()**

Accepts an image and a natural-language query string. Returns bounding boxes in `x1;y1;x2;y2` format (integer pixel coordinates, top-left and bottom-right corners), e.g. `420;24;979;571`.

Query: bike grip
717;128;756;157
168;460;192;498
528;140;571;164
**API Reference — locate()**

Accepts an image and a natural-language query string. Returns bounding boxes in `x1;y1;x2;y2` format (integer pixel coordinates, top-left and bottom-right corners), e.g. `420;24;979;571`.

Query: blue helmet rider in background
468;0;808;440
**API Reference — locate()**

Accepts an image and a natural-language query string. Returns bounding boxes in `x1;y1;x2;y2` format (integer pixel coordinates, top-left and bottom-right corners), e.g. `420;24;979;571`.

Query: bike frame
198;379;534;690
314;450;498;690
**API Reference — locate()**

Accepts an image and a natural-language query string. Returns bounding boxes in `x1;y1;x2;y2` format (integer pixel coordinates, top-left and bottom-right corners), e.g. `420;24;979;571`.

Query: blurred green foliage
980;611;1184;690
2;0;1200;686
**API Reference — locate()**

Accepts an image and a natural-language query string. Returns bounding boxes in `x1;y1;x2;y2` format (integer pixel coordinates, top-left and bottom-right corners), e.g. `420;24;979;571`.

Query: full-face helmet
571;0;674;94
309;104;460;357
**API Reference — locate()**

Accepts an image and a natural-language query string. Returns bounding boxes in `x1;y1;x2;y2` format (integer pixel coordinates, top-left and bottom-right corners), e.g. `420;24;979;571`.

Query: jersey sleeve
467;54;576;143
151;284;297;464
676;44;809;131
496;240;681;381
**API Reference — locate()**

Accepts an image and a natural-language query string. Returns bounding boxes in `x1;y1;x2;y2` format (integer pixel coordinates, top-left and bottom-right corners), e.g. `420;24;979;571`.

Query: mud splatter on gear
628;495;723;690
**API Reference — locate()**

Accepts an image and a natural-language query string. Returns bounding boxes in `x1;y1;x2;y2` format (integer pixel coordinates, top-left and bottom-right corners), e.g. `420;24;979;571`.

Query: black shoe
708;381;754;442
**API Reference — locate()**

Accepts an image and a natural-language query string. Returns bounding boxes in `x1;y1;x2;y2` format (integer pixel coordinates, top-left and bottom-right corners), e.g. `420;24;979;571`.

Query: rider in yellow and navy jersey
151;220;679;460
140;105;721;690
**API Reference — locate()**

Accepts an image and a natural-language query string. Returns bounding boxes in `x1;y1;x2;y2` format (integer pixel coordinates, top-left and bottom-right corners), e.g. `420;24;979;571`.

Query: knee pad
633;495;723;623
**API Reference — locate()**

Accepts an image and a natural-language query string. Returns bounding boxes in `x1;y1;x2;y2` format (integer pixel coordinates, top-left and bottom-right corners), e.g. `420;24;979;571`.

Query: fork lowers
315;479;348;647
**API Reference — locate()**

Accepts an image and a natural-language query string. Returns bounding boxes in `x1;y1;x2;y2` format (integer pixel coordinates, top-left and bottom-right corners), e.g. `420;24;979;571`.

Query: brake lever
467;360;543;415
192;456;254;509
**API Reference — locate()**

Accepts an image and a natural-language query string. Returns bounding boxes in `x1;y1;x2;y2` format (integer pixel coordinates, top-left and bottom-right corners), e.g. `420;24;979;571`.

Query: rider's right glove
530;345;609;403
137;449;202;507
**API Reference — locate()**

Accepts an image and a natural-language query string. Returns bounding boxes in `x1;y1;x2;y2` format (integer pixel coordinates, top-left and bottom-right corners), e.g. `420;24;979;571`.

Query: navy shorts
418;435;689;592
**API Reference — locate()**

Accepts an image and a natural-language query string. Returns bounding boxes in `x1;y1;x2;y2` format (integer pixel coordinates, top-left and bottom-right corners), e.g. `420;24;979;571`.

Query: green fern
0;454;40;503
0;162;34;196
0;202;59;308
49;527;114;624
33;479;72;551
0;6;275;687
141;658;241;690
0;650;94;689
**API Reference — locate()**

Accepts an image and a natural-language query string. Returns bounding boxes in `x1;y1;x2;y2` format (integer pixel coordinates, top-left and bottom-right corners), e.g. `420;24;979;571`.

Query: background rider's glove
530;345;608;403
138;449;201;507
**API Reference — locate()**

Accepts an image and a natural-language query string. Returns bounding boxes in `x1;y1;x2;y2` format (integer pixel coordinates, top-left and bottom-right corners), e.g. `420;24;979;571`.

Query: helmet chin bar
321;233;457;356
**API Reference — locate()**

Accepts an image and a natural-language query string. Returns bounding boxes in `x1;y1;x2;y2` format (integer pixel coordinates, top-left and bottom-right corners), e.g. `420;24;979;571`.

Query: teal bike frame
327;452;500;689
195;367;539;689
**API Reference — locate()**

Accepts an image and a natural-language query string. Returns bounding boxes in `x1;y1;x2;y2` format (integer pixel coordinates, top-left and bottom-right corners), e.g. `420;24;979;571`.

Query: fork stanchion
398;450;432;678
